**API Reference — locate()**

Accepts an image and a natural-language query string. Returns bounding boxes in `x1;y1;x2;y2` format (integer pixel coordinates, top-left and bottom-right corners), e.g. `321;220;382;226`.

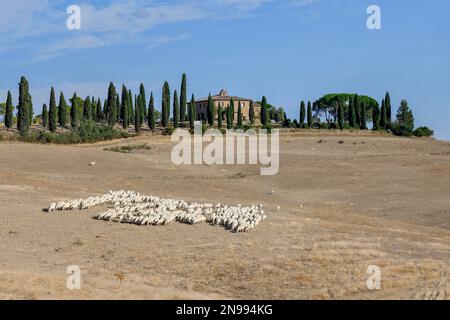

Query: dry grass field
0;131;449;300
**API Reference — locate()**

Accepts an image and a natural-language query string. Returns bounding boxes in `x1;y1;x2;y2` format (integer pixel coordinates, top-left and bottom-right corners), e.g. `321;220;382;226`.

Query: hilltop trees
337;102;344;130
140;83;147;121
83;96;92;122
106;82;117;126
372;102;380;130
380;99;387;129
218;104;223;129
180;73;187;122
42;104;49;130
354;94;360;128
135;95;141;133
162;81;170;128
207;94;214;127
307;101;312;128
70;93;79;130
121;85;129;129
385;92;392;127
237;103;243;129
299;101;306;128
4;91;13;130
393;100;414;137
260;96;268;127
148;92;155;131
58;92;68;128
189;94;195;129
96;98;103;122
249;101;255;124
348;95;356;128
173;90;180;128
17;76;32;134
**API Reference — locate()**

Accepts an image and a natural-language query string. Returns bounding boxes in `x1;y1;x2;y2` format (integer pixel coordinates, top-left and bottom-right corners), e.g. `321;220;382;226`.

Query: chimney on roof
219;89;228;97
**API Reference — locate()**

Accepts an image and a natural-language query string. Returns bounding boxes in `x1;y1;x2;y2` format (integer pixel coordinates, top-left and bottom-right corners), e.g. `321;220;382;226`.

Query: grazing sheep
46;190;267;232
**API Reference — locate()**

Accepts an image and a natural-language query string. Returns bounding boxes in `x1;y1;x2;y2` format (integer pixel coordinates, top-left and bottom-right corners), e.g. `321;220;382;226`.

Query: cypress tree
173;90;180;128
299;101;306;128
96;98;103;122
58;92;68;128
307;101;313;128
140;83;147;120
226;104;232;129
148;92;156;131
372;102;380;130
207;94;214;127
230;98;235;122
115;93;120;124
217;104;223;129
4;91;13;131
162;81;170;128
148;93;155;131
134;95;141;133
91;97;97;121
83;96;92;122
237;103;243;129
106;82;117;126
385;92;392;126
127;89;133;124
338;102;344;130
354;94;360;128
42;104;48;130
249;101;255;124
17;76;32;134
189;94;195;130
380;99;387;129
70;93;79;131
360;102;367;130
180;73;187;122
261;96;268;127
121;85;129;128
348;95;356;128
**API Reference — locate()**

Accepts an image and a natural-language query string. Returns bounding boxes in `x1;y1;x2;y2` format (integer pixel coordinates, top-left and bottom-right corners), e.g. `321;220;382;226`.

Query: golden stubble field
0;131;449;300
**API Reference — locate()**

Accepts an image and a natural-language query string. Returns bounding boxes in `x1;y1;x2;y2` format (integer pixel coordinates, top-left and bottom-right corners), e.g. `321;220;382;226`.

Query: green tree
106;82;117;126
360;102;367;130
96;98;103;122
134;95;141;133
162;81;170;128
385;92;392;126
148;92;156;131
249;101;255;124
393;99;415;137
237;103;243;129
121;85;129;129
230;98;235;122
372;102;380;130
140;83;147;120
307;101;313;128
348;95;356;128
207;94;214;127
217;104;223;129
189;94;195;129
260;96;268;127
173;90;180;128
83;96;92;122
338;102;344;130
58;92;68;128
226;104;232;129
380;99;387;129
299;101;306;128
70;93;79;130
42;104;49;130
180;73;187;122
127;89;133;124
4;91;13;130
354;94;360;128
17;76;32;134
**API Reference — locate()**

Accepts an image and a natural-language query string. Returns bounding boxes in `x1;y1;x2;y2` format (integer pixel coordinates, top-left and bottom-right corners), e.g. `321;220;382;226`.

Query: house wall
195;100;260;123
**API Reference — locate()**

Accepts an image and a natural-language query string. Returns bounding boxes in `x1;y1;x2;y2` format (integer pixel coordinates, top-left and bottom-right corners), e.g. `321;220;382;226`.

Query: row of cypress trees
296;92;393;131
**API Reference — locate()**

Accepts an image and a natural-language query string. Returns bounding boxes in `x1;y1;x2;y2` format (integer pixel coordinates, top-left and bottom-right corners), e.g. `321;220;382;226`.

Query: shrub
413;127;434;137
163;127;176;136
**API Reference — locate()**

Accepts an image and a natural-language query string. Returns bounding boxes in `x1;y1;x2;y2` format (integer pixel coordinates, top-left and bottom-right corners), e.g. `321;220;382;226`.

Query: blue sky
1;0;449;139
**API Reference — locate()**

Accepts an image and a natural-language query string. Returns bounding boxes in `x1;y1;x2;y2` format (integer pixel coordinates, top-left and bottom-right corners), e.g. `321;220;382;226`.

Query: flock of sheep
46;190;267;233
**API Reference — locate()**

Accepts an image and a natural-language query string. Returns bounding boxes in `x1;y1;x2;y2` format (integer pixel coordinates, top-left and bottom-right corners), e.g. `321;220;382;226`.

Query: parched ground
0;131;449;300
